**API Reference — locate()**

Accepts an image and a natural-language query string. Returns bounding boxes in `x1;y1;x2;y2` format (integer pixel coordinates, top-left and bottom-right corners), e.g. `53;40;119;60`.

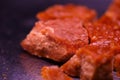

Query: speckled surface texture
0;0;120;80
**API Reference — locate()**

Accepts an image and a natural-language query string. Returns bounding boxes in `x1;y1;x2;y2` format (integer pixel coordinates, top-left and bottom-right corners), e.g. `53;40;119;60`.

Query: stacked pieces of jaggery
61;0;120;79
21;19;89;62
21;0;120;80
21;4;96;62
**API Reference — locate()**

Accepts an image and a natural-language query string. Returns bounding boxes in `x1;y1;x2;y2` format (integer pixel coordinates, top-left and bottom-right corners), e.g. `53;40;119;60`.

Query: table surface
1;0;120;80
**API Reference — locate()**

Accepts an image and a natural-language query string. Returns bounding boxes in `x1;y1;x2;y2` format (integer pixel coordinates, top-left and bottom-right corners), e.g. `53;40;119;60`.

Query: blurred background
0;0;113;80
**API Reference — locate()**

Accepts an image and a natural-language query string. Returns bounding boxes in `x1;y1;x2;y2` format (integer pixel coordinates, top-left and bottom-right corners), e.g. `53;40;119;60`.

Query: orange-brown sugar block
21;19;88;62
60;39;116;78
36;4;97;21
41;66;73;80
77;43;114;80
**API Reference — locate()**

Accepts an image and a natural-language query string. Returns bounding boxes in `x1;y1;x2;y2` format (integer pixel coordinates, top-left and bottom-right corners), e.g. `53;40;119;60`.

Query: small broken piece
60;54;81;77
41;66;73;80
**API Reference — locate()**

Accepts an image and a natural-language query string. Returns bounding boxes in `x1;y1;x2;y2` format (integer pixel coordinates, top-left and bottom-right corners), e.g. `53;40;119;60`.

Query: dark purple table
1;0;119;80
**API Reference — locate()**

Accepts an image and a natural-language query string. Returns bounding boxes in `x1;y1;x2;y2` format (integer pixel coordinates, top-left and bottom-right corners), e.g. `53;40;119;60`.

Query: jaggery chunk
21;19;88;62
41;66;73;80
77;42;114;80
36;4;96;21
